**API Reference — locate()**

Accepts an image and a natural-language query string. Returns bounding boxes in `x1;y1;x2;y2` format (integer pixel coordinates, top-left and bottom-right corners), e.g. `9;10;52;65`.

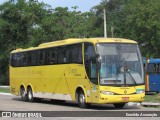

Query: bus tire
78;90;90;108
20;87;27;102
27;87;34;102
113;103;125;109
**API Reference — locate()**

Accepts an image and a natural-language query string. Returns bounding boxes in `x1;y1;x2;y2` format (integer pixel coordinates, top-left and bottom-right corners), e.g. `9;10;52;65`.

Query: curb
127;102;160;107
0;92;13;96
141;102;160;107
0;86;10;88
127;102;141;107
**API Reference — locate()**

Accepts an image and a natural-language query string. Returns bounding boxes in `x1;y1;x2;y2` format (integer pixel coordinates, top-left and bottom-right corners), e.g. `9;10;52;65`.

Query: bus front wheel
20;87;27;102
78;90;90;108
113;103;126;109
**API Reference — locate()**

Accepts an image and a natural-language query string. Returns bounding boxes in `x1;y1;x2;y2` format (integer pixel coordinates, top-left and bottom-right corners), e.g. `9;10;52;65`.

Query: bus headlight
100;91;114;95
136;90;145;94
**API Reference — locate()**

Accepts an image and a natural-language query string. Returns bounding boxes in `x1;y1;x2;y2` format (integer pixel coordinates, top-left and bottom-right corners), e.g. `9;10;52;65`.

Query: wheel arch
19;84;26;95
27;84;34;91
26;84;34;95
75;86;88;102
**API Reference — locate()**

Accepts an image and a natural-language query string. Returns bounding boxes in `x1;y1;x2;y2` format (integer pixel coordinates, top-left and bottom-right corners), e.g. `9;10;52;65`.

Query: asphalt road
0;94;160;120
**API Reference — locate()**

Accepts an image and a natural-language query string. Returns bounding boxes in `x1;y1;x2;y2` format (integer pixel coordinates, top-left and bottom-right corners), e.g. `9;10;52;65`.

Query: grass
0;87;10;93
144;93;160;102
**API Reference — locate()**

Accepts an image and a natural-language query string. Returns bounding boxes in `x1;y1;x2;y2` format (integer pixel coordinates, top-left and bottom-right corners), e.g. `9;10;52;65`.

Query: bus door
147;63;160;92
84;43;99;103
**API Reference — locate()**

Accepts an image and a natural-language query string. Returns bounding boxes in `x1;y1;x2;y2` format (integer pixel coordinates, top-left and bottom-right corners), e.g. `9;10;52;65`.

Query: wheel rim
79;93;85;104
21;89;25;98
28;91;32;99
22;91;25;98
28;90;32;100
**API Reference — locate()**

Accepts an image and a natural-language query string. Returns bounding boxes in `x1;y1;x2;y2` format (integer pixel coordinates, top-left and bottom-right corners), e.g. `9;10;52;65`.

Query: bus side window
23;53;28;66
158;63;160;74
50;48;57;64
10;54;16;67
14;53;23;67
58;47;66;64
28;52;32;66
10;54;15;67
32;51;38;66
45;48;50;65
38;50;45;65
67;44;82;64
148;63;156;74
84;43;98;85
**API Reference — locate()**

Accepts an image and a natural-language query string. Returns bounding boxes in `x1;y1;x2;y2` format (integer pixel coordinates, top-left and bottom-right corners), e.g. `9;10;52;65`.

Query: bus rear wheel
113;103;125;109
20;87;27;102
27;87;34;102
78;90;90;108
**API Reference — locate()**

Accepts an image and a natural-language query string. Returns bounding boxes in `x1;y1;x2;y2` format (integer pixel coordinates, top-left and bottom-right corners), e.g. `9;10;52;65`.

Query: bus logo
124;90;127;94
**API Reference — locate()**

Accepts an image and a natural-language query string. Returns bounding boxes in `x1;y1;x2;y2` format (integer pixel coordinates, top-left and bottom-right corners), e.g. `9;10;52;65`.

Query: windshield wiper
126;71;137;85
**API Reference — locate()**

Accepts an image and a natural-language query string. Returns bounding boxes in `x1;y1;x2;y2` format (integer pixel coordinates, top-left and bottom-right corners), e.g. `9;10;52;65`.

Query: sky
0;0;102;12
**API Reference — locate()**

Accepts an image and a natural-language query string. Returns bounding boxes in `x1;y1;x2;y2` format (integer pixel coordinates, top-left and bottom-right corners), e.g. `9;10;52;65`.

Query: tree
92;0;160;58
91;0;125;38
121;0;160;57
41;6;99;42
0;0;50;85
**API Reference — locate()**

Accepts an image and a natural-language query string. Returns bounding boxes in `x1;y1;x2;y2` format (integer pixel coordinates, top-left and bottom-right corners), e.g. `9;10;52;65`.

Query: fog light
100;91;114;95
136;90;145;94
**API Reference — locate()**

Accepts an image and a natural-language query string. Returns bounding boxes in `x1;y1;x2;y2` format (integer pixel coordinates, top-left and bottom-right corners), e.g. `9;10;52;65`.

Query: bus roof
148;58;160;63
11;38;137;53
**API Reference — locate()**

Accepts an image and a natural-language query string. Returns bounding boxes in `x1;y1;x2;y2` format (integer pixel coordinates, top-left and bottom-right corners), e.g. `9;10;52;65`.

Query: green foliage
0;0;50;85
121;0;160;57
93;0;160;58
0;87;10;93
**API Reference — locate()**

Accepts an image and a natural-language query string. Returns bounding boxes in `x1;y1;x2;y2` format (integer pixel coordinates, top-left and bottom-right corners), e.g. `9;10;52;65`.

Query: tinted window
84;43;98;84
10;44;82;67
28;51;38;66
21;52;27;66
148;63;156;74
58;47;66;64
158;63;160;74
38;50;45;65
148;63;160;74
11;53;23;67
45;48;57;65
67;44;82;64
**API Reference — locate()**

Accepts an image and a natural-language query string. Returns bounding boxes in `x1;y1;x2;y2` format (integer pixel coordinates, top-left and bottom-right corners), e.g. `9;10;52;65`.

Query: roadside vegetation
144;93;160;103
0;87;10;93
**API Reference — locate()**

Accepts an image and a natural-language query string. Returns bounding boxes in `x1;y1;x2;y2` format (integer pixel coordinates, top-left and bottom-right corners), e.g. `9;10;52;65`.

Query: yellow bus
10;38;145;108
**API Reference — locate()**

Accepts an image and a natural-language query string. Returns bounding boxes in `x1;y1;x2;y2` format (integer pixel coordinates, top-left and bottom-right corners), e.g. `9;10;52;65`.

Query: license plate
122;97;129;101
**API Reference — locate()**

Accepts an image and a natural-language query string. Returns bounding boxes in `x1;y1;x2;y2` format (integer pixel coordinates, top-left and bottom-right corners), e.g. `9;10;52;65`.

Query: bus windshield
96;43;144;86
